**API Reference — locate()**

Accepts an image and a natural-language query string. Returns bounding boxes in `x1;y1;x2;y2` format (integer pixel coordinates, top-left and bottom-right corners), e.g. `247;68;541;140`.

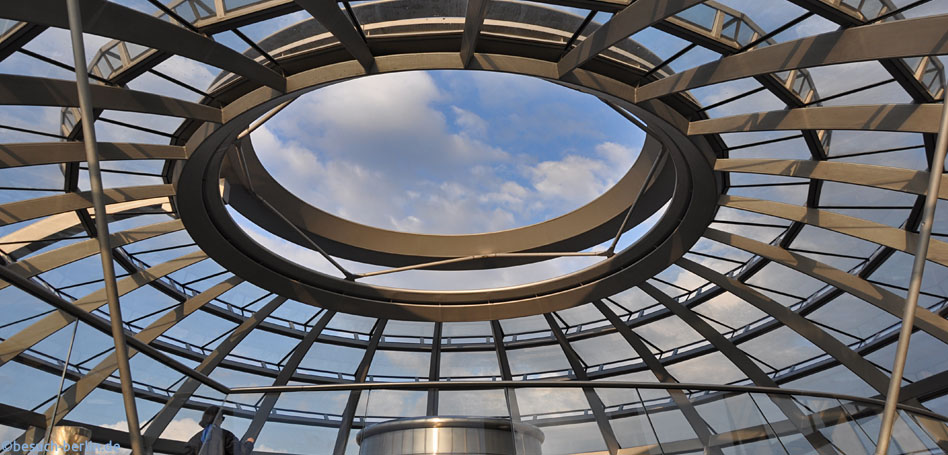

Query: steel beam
639;282;840;455
545;313;621;455
243;310;335;441
637;13;948;102
875;78;948;455
0;250;207;367
557;0;706;77
678;258;891;392
719;195;948;266
426;322;442;416
490;320;521;421
0;142;186;169
142;295;285;447
8;277;243;452
294;0;374;71
704;228;948;344
593;300;719;454
460;0;490;67
715;160;948;200
689;104;943;135
0;184;175;227
0;0;285;91
332;319;387;455
0;219;184;290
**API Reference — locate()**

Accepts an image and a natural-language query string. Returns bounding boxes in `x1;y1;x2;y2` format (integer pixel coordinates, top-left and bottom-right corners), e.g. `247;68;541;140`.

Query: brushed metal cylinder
46;426;92;455
356;417;544;455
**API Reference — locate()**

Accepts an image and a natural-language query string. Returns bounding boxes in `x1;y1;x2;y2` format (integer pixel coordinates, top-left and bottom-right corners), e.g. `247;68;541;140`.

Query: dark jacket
183;427;253;455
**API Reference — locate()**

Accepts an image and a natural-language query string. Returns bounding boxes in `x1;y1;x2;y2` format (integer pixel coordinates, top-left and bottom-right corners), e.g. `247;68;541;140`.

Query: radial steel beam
689;104;943;135
142;295;285;448
490;320;521;422
0;184;175;227
639;282;840;455
556;0;706;77
8;277;243;452
875;82;948;455
637;13;948;102
460;0;490;67
0;74;222;122
332;319;387;455
0;250;207;367
545;313;621;455
0;143;186;169
719;195;948;266
593;300;719;454
704;228;948;345
0;219;185;290
677;258;891;393
426;321;442;416
715;160;948;200
243;310;335;441
294;0;374;72
65;2;145;450
0;0;285;91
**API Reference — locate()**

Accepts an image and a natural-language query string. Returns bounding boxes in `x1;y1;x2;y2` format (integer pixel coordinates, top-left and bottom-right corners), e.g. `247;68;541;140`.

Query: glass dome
0;0;947;454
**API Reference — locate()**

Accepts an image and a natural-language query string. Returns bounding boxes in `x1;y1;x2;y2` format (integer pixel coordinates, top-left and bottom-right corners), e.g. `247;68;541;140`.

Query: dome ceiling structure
0;0;947;454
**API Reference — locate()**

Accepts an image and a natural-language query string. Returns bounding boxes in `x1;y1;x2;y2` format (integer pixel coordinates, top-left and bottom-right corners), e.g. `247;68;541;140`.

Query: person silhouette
183;406;255;455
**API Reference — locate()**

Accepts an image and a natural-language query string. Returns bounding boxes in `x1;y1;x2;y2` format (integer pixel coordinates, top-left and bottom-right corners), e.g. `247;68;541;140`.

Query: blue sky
251;70;646;235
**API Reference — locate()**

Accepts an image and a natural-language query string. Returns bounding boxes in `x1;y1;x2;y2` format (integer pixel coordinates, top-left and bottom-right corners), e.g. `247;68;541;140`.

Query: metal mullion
695;86;767;114
182;270;228;286
57;272;133;291
711;220;790;229
145;0;202;33
427;322;442;416
560;10;597;57
97;116;176;138
341;1;366;42
637;43;697;83
125;301;183;325
786;247;868;261
686;251;747;265
0;309;56;330
866;0;935;25
728;182;810;188
693;310;737;332
231;28;284;72
544;313;622;455
17;48;113;85
332;318;387;455
867;279;947;301
803;78;896;107
147;68;217;101
128;242;198;257
726;134;804;151
79;166;164;178
0;186;65;192
650;276;692;293
743;283;806;301
738;12;815;52
0;124;69;140
490;320;521;421
826;144;925;160
817;205;916;210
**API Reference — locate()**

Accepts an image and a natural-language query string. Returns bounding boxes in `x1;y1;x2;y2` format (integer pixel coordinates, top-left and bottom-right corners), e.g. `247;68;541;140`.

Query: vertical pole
426;322;442;416
874;81;948;455
65;2;145;453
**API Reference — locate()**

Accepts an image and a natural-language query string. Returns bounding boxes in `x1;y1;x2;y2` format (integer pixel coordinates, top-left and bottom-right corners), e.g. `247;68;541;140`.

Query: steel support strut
875;76;948;454
65;1;145;453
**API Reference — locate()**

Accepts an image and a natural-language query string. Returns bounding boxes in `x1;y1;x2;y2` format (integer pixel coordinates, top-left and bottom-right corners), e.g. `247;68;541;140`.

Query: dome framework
0;0;947;454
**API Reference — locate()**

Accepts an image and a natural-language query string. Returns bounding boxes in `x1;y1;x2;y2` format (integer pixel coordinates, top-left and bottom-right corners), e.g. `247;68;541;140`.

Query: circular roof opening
250;70;647;235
